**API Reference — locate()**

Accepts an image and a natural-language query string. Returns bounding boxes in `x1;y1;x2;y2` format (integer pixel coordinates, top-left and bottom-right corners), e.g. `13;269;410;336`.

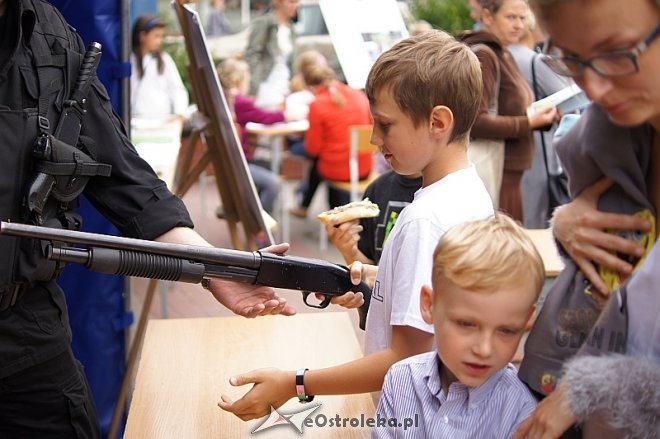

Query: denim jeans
249;163;281;214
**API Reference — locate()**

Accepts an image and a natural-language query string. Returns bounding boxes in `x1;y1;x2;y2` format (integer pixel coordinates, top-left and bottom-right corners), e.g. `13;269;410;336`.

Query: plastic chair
328;124;380;202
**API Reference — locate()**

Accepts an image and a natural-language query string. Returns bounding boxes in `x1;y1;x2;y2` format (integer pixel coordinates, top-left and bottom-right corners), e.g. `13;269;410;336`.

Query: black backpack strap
30;0;81;136
531;54;554;189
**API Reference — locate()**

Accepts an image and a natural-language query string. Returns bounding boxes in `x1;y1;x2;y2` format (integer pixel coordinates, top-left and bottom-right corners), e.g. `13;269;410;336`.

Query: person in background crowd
288;50;373;215
130;14;189;119
207;0;232;37
244;0;299;110
284;73;315;121
217;58;282;214
217;57;302;214
469;0;483;29
461;0;556;222
410;20;433;36
508;5;571;228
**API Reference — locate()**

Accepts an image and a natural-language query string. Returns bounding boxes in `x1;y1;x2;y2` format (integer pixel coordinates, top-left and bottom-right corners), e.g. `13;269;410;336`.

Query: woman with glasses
515;0;660;437
461;0;557;222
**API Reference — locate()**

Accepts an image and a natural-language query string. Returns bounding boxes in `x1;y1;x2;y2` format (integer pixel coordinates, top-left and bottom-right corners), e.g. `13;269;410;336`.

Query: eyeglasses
541;24;660;78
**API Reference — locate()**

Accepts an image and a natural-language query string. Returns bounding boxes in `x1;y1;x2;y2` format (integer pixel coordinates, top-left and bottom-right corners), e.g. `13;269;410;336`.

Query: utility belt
0;283;29;312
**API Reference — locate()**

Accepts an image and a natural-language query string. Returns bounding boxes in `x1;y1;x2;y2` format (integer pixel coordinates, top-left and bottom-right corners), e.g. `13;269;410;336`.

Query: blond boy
218;30;494;419
374;215;544;438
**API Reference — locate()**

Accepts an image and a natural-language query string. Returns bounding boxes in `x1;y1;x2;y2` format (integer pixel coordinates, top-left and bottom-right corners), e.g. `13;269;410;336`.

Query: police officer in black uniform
0;0;295;436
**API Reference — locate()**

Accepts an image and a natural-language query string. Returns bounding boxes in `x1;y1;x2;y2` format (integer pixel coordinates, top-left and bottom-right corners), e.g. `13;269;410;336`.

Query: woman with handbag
516;0;660;437
461;0;556;221
508;6;572;228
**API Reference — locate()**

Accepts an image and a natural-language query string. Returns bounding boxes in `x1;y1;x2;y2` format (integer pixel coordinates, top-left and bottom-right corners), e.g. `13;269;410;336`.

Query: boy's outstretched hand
348;260;378;289
314;259;376;309
218;368;297;421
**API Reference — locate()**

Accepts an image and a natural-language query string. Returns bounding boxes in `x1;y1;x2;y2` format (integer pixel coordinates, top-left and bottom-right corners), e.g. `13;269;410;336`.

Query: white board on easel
320;0;409;89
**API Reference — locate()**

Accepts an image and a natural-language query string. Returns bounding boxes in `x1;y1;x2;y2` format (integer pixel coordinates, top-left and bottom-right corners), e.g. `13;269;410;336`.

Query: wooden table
125;312;374;438
245;119;310;174
524;228;564;277
131;116;183;189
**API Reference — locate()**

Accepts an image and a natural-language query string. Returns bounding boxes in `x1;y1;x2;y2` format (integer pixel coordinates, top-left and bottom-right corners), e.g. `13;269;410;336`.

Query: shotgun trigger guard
302;291;332;309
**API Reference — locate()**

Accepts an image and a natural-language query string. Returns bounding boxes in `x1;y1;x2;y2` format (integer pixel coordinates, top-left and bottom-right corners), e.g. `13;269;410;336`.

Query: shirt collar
0;0;33;77
423;351;509;409
414;164;475;201
17;0;36;43
423;351;443;398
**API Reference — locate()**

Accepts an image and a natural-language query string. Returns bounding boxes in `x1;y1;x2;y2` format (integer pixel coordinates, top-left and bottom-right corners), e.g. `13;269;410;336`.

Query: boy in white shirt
374;215;544;437
218;29;494;419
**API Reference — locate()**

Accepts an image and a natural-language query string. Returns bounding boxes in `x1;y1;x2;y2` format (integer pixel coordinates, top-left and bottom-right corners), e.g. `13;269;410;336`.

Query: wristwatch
296;368;314;403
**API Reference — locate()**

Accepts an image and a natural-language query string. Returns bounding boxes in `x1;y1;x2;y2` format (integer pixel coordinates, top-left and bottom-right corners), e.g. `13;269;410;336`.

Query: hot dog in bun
317;198;380;224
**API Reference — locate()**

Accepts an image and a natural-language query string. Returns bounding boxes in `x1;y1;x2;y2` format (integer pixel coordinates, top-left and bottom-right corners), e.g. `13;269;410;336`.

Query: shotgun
0;222;371;329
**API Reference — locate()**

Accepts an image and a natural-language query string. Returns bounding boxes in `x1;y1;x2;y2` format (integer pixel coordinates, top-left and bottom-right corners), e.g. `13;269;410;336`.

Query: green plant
412;0;475;35
163;37;194;103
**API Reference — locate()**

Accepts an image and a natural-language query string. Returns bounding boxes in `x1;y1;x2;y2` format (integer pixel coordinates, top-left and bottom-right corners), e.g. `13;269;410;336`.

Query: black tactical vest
0;0;84;289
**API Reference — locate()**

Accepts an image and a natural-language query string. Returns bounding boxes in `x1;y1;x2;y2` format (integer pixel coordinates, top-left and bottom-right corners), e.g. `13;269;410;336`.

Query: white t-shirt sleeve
388;218;439;333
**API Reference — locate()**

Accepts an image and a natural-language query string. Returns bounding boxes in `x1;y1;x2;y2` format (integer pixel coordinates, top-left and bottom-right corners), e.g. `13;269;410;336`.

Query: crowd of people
2;0;658;436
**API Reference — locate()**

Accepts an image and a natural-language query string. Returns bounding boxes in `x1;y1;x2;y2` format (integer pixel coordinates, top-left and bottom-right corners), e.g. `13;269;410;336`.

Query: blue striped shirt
373;352;538;438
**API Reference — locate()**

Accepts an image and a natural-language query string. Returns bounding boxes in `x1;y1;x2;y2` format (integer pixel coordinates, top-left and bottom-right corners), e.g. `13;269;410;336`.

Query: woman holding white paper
509;6;572;228
461;0;557;221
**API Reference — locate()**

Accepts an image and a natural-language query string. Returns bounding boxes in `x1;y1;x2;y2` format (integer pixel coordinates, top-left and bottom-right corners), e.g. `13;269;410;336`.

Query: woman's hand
528;105;559;130
552;178;652;299
218;368;296;421
513;384;577;439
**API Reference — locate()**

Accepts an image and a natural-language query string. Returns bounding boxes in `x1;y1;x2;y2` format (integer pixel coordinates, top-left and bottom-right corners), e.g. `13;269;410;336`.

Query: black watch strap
296;368;314;403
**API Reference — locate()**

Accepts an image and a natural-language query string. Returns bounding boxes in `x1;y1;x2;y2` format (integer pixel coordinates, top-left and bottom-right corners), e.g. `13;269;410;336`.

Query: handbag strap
472;44;501;115
531;53;553;179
